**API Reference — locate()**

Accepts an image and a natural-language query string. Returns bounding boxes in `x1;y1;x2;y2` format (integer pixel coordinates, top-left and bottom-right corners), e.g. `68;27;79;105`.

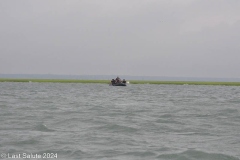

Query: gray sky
1;0;240;78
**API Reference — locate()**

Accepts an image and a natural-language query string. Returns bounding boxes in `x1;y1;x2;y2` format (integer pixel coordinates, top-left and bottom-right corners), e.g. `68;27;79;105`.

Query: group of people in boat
110;77;126;85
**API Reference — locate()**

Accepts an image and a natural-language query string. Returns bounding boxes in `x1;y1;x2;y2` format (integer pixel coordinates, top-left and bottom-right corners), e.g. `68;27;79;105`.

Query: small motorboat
110;82;126;86
110;77;127;86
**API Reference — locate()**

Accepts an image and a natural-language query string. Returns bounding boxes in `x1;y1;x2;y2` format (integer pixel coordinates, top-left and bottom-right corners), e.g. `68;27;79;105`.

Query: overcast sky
1;0;240;78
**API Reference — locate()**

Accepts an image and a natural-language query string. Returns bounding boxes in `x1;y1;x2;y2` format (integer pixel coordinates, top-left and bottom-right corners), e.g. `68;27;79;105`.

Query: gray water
0;82;240;160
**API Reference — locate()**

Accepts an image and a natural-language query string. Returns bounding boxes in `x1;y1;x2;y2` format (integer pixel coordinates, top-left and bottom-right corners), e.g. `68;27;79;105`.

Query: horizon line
0;73;240;81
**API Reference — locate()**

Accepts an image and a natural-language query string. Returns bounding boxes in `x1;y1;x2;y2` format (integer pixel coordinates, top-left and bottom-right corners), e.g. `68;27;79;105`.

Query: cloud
0;0;239;77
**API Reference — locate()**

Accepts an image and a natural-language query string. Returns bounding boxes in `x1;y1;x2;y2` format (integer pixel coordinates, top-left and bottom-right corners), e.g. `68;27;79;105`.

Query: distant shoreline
1;78;240;86
1;74;240;82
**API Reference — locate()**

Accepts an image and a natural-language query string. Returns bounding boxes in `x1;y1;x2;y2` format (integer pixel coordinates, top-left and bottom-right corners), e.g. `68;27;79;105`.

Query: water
0;82;240;160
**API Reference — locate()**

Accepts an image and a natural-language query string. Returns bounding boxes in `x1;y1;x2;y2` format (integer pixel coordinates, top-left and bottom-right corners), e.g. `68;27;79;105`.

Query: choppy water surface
0;82;240;160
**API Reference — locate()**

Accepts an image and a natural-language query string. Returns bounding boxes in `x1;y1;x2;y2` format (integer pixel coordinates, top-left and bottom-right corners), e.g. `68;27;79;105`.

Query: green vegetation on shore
129;80;240;86
0;78;240;86
0;78;109;84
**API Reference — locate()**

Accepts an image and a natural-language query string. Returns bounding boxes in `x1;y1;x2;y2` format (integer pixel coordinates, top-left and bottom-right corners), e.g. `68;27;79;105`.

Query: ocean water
0;82;240;160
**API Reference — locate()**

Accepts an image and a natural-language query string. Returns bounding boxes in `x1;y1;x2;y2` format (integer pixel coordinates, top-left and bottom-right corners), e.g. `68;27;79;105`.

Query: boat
110;77;127;86
110;82;126;86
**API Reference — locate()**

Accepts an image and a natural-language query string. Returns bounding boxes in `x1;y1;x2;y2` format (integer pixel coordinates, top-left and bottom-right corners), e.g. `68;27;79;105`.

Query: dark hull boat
110;83;126;86
110;77;127;86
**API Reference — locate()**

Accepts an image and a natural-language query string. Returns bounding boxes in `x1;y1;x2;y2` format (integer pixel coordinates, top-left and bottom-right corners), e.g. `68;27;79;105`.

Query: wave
227;99;240;104
10;139;40;146
33;124;55;132
97;124;139;133
124;151;156;157
219;108;239;114
156;150;239;160
155;118;184;125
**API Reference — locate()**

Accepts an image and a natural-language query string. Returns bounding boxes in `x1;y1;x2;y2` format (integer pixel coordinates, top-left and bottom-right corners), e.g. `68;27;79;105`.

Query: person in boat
111;79;116;85
116;77;121;83
122;79;126;84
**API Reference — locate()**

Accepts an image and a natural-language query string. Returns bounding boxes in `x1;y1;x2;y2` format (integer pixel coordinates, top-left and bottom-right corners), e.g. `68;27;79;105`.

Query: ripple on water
96;124;139;133
0;83;240;159
156;150;240;160
33;124;55;132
